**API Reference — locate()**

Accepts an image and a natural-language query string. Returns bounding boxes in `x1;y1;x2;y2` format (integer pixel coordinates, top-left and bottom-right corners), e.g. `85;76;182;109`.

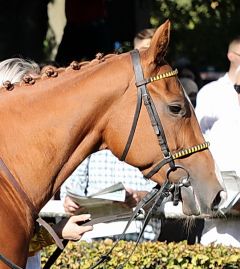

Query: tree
151;0;240;71
0;0;52;63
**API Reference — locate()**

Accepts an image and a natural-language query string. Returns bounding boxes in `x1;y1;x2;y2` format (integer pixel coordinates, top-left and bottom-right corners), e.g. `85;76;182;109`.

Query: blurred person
174;56;203;89
195;36;240;247
0;57;93;269
60;150;160;242
134;28;156;50
179;75;198;108
195;36;240;144
169;57;200;108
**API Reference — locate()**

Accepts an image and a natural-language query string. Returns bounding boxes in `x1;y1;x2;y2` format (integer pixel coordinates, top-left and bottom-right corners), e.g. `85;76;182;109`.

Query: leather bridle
121;49;209;179
89;50;210;269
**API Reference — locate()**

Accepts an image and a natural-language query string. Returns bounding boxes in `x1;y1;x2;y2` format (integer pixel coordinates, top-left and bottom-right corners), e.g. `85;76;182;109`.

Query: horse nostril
211;190;227;211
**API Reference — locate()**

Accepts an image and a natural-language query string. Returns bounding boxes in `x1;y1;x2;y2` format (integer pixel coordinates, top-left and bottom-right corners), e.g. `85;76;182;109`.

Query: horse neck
0;55;130;212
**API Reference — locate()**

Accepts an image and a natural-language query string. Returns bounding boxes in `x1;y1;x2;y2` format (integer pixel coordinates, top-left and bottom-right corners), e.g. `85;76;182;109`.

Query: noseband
121;49;209;179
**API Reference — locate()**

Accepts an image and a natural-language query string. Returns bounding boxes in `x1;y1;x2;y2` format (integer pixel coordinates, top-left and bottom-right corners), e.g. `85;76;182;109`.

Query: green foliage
151;0;240;71
41;240;240;269
43;24;57;62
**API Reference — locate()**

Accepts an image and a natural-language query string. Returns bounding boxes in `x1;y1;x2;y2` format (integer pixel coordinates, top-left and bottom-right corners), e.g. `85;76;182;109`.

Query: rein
0;159;64;269
89;182;173;269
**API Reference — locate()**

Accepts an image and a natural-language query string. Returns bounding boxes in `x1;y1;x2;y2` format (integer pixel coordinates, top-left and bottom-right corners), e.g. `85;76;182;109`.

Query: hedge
41;239;240;269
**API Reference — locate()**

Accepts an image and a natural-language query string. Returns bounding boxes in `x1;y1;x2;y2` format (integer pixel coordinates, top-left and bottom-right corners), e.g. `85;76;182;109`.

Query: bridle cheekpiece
121;49;209;179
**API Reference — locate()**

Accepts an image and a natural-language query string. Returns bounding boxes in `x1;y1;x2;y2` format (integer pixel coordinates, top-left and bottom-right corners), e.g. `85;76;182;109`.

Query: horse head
104;20;226;216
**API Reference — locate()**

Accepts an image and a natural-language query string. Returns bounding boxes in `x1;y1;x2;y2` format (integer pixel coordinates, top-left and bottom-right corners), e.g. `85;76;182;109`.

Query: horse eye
168;104;182;114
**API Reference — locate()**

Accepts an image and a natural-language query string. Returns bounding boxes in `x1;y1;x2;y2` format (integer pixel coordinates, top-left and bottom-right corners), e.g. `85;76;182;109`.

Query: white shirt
195;73;240;173
207;117;240;174
196;73;240;247
201;219;240;248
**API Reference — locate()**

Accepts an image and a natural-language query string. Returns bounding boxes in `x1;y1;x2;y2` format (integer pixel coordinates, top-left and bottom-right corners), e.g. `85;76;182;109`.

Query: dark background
0;0;239;72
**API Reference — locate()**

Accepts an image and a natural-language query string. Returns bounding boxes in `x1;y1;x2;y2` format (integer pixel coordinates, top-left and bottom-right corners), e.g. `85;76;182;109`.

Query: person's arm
52;214;92;241
29;214;92;255
195;85;218;135
63;196;80;214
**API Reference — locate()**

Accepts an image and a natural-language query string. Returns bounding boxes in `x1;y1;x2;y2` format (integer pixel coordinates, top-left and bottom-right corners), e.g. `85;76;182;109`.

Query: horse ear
146;20;171;65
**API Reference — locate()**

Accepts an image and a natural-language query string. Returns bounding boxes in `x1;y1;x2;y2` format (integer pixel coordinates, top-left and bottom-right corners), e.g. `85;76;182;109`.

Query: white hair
0;58;40;86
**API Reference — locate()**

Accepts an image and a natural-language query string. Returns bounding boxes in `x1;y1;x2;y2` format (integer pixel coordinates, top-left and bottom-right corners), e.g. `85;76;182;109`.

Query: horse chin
181;186;200;216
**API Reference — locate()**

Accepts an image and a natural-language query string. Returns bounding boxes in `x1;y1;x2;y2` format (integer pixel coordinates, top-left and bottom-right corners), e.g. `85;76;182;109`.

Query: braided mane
1;52;117;91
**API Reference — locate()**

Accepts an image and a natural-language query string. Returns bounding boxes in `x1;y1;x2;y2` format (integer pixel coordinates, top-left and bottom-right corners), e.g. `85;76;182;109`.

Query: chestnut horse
0;20;225;268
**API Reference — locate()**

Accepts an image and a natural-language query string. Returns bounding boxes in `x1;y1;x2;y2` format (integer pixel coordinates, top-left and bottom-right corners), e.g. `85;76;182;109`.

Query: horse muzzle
165;165;227;216
182;185;226;216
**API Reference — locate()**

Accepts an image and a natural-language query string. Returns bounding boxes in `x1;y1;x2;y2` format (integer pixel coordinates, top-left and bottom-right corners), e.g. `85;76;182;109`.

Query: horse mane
1;52;118;92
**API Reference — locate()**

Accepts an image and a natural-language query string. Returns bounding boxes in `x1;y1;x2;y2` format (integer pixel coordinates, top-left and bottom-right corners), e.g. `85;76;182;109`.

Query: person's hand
53;214;93;241
124;188;148;208
64;196;80;214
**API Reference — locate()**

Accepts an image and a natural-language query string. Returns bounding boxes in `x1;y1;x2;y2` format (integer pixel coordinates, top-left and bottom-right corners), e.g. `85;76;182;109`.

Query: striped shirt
60;150;162;241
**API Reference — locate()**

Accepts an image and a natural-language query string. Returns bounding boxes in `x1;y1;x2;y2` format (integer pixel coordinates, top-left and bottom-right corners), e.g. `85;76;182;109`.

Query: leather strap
116;181;172;269
89;182;173;269
120;86;142;161
131;50;174;163
0;254;22;269
36;217;64;250
0;158;38;221
122;50;175;174
0;158;63;256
